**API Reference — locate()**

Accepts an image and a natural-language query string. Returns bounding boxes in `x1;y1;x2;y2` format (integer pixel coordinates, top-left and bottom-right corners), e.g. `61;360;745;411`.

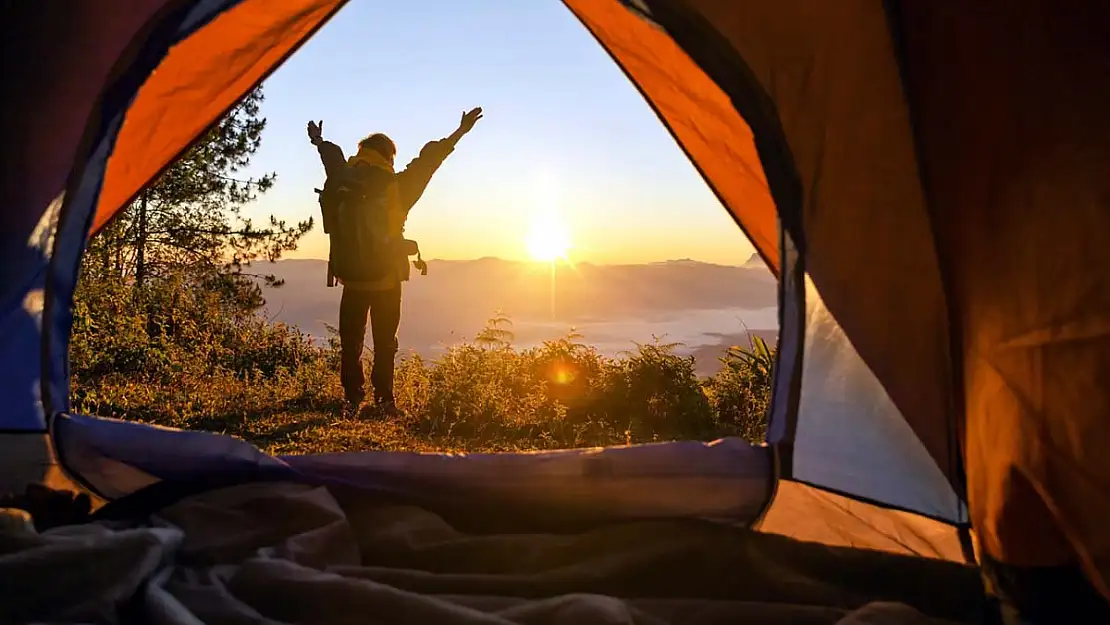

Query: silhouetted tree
85;87;310;296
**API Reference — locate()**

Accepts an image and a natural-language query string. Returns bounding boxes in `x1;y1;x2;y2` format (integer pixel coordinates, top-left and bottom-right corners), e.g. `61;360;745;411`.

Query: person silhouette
307;108;483;416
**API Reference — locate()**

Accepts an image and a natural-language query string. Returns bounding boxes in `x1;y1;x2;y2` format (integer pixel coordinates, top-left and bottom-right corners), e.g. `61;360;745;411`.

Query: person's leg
368;286;402;406
338;286;372;405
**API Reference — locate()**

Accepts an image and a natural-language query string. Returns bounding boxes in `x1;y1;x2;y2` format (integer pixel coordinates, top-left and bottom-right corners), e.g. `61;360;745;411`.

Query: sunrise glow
526;214;571;262
525;170;573;262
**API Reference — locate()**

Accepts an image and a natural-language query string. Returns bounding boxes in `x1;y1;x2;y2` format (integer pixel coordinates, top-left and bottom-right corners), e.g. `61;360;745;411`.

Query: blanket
0;481;988;624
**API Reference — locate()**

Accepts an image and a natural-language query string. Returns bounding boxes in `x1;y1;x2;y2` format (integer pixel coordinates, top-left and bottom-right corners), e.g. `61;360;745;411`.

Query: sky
239;0;757;266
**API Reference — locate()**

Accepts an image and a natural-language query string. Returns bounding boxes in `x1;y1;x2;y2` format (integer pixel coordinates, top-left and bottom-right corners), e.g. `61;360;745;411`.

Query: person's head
358;133;396;165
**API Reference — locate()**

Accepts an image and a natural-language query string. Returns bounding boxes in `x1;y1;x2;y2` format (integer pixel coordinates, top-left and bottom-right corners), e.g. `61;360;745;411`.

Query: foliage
84;87;311;291
704;335;775;442
70;286;775;454
473;310;515;350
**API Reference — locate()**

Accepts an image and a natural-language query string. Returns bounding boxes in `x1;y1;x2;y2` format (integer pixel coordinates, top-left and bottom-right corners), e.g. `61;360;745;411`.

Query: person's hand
307;120;324;145
458;107;483;134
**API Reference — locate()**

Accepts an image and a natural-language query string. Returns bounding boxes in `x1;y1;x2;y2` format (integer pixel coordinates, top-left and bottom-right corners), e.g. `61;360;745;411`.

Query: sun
526;212;572;262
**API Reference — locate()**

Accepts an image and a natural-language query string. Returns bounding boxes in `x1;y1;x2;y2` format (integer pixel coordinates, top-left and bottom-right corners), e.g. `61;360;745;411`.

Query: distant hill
255;256;777;376
743;252;769;270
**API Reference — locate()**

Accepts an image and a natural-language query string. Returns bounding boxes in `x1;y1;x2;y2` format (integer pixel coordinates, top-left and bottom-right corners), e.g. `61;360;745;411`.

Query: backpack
315;162;427;286
314;172;352;286
316;163;370;285
315;187;341;287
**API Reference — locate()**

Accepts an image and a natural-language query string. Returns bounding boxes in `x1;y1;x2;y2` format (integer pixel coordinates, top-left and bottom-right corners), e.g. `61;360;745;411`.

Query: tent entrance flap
91;0;348;235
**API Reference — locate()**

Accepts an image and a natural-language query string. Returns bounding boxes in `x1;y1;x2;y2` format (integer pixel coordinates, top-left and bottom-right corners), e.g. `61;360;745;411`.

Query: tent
2;1;1108;623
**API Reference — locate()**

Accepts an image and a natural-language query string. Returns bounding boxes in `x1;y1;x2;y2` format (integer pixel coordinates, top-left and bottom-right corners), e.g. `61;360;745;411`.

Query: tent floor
2;479;990;624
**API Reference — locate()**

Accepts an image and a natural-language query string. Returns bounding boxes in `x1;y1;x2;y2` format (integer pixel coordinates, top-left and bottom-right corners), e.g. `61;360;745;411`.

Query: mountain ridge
255;255;777;376
262;252;767;270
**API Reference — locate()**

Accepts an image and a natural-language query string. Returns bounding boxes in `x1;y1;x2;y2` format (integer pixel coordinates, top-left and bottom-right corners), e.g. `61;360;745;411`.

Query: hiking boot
375;400;405;420
343;392;365;417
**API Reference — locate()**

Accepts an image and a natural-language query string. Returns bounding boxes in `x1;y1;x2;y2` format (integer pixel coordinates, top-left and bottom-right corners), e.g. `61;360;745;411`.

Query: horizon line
261;254;767;268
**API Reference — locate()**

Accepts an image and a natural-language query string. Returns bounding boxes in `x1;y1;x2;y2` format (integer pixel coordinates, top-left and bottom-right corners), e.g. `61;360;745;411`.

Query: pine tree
85;87;310;301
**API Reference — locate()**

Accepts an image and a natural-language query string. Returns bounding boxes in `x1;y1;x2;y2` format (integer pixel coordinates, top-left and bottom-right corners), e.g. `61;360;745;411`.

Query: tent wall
651;0;961;497
789;274;963;523
894;0;1110;601
624;0;1110;607
0;1;173;430
633;0;1110;603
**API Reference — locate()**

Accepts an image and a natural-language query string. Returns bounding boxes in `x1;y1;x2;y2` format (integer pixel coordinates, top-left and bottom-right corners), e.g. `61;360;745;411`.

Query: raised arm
443;107;483;150
307;120;347;177
396;107;483;212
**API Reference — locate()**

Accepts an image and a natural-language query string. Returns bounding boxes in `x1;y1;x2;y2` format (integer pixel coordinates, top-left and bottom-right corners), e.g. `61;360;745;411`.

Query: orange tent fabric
898;0;1110;596
91;0;346;236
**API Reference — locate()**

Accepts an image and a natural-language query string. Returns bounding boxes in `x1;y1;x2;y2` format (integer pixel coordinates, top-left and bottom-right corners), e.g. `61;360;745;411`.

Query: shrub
704;335;774;442
71;274;774;454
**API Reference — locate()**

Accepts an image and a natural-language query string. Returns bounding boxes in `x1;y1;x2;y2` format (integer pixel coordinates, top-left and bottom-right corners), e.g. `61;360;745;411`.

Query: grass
69;274;773;456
